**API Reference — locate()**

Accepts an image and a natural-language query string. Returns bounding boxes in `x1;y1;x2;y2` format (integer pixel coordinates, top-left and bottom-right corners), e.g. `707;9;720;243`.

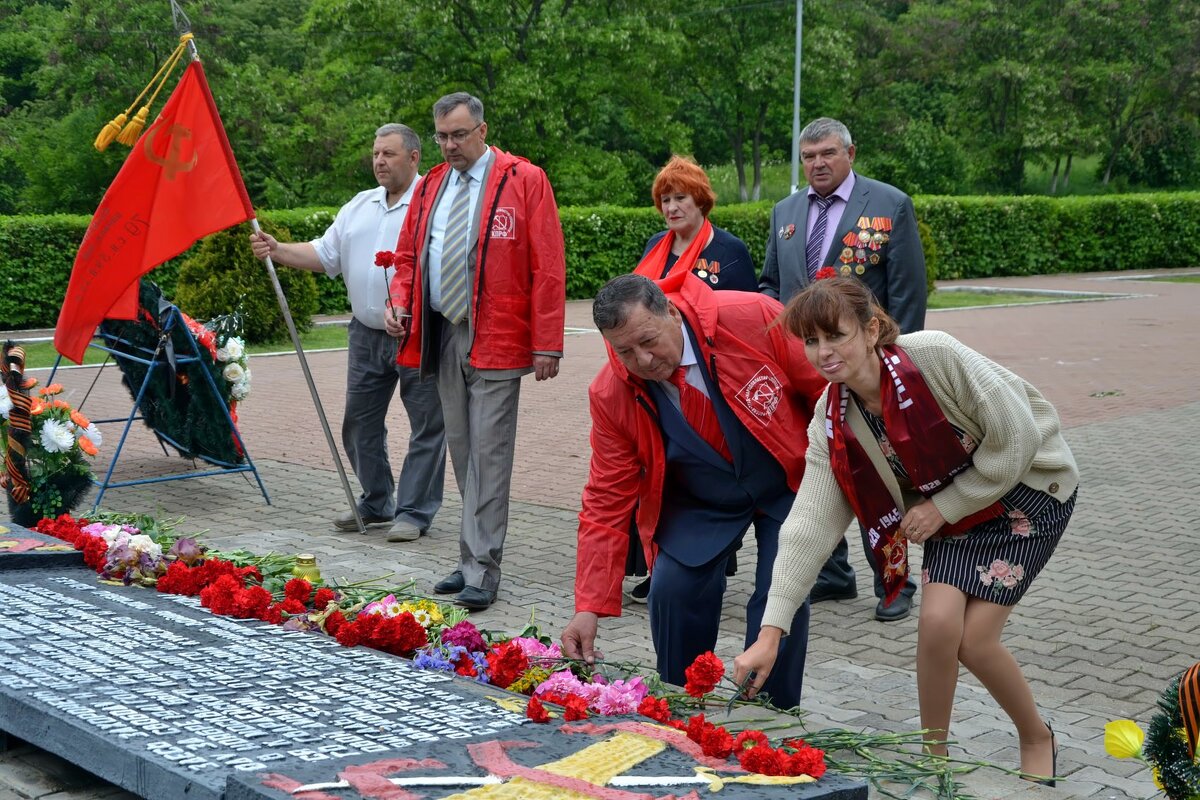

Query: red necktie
670;366;732;462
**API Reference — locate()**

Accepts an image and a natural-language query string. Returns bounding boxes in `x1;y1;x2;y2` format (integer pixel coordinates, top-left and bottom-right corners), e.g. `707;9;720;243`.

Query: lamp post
790;0;804;194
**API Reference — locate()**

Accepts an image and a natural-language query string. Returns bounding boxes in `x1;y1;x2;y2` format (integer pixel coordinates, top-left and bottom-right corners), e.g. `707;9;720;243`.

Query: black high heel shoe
1035;722;1058;787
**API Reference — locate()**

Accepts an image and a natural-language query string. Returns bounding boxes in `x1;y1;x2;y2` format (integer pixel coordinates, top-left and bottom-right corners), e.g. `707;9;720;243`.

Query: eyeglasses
431;123;482;146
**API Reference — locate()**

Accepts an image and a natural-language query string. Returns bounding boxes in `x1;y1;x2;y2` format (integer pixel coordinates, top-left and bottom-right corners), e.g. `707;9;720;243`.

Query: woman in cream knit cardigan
734;277;1077;785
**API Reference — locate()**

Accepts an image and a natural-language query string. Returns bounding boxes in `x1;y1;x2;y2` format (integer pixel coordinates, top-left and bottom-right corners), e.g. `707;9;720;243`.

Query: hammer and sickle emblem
142;122;198;180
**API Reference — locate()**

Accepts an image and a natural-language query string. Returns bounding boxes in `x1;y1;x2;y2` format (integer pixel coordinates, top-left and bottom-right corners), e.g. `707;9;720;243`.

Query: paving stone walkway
4;269;1198;799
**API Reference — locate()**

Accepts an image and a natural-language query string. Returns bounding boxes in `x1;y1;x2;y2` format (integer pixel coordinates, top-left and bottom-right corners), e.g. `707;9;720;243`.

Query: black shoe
875;594;912;622
333;510;391;532
810;583;858;603
434;571;465;594
1033;722;1058;787
455;586;496;610
629;577;650;604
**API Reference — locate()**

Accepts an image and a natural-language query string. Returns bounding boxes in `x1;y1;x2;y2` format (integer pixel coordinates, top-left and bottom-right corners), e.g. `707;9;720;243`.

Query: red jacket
574;277;829;616
389;147;566;370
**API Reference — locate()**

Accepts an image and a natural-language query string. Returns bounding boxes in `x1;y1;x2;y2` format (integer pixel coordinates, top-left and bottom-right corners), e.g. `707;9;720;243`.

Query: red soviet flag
55;59;254;364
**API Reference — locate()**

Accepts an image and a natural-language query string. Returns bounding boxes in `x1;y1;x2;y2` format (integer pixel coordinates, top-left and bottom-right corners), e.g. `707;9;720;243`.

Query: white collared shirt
428;148;494;313
659;322;712;408
311;179;419;330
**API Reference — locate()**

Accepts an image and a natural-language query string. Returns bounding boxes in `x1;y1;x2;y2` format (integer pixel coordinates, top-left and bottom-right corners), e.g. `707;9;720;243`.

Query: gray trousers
343;318;446;528
436;320;522;593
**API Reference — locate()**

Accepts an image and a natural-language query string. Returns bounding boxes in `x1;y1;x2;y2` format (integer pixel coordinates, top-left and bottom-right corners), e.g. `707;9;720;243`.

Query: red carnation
280;598;308;615
486;641;529;690
737;743;788;775
525;697;550;723
262;604;285;625
200;574;241;616
313;588;337;609
83;538;109;571
735;730;769;751
788;746;827;778
637;696;671;723
683;651;725;698
562;695;589;722
284;578;313;604
815;266;838;280
233;585;272;619
684;713;710;744
701;726;735;759
374;250;396;267
323;610;347;636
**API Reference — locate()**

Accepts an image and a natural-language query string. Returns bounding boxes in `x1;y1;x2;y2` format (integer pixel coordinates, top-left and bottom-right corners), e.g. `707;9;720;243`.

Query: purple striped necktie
805;194;835;281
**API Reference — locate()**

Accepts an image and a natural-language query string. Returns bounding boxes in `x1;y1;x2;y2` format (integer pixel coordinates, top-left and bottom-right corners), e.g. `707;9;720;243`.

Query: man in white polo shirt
250;123;446;542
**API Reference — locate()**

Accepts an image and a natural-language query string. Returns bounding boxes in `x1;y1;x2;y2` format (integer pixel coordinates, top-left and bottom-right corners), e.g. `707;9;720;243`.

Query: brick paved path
4;269;1197;799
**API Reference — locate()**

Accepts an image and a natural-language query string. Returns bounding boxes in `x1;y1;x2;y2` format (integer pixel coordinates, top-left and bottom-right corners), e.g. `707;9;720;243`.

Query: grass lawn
1145;275;1200;284
929;290;1071;309
19;324;352;371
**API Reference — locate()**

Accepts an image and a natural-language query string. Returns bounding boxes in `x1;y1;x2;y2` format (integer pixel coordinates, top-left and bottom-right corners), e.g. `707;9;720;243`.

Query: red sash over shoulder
634;218;713;281
826;344;1005;604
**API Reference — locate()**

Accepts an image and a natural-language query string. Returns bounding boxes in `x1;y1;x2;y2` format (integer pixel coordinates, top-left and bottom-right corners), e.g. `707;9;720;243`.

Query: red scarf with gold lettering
826;344;1005;604
634;218;713;281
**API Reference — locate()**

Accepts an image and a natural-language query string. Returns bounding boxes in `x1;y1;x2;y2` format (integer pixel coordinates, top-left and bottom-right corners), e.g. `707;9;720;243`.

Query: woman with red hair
634;156;757;291
624;156;757;601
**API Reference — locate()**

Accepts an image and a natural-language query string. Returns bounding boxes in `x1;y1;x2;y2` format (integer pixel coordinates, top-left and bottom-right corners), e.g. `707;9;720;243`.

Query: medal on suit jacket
779;223;795;240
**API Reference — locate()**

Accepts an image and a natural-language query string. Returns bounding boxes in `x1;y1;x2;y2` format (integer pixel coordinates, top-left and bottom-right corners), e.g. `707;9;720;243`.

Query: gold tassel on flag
93;32;194;152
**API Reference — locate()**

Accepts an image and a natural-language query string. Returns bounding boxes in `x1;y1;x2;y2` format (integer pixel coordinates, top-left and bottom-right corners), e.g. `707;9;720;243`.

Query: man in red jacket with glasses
386;92;566;611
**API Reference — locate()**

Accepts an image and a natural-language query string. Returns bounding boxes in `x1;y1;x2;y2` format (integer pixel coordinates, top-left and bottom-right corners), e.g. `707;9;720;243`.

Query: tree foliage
0;0;1195;216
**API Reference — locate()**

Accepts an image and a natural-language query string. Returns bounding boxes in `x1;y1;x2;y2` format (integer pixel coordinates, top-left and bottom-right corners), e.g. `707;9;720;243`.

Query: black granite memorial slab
0;566;867;800
225;718;867;800
0;519;82;570
0;567;530;800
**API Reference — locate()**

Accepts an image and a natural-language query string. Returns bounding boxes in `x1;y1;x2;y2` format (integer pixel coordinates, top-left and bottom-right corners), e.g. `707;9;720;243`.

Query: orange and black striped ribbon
3;343;32;504
1180;662;1200;760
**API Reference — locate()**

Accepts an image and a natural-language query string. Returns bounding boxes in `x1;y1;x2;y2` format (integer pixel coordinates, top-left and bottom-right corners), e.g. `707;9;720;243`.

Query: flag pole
250;220;368;535
175;10;367;535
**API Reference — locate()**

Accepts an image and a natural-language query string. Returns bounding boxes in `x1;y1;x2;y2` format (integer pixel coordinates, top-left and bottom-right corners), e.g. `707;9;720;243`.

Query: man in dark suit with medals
759;117;926;621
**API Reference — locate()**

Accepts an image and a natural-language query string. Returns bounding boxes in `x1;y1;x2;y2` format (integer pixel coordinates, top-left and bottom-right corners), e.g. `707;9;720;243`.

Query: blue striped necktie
440;172;473;324
805;194;834;281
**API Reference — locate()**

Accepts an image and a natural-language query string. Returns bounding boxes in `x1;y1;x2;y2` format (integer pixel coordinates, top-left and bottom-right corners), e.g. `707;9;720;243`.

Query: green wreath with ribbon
1107;662;1200;799
99;280;248;467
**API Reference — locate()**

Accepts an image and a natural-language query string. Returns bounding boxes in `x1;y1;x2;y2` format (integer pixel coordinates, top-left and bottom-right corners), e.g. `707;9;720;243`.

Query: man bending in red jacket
561;273;826;708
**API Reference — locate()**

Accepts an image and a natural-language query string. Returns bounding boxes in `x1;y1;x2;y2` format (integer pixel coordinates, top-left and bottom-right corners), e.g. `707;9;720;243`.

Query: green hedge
3;192;1199;330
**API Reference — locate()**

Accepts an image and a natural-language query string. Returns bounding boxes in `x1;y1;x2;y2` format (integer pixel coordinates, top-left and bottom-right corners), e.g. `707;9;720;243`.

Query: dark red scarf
826;344;1005;604
634;218;713;281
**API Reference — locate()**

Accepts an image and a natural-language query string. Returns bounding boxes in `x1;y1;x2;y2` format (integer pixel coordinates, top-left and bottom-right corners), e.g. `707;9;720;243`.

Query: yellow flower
1104;719;1145;759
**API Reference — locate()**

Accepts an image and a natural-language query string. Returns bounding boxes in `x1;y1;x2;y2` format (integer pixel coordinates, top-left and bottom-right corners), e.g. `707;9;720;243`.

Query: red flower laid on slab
683;651;725;697
525;697;550;723
637;695;671;723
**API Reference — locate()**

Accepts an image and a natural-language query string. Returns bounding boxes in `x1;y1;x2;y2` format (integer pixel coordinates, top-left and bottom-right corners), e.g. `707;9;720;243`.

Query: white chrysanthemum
39;419;76;453
0;385;11;419
230;380;251;401
82;422;102;448
127;534;162;560
100;525;125;545
222;362;245;383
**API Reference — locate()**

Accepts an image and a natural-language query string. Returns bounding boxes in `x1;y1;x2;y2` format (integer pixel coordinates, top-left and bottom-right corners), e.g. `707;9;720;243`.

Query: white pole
790;0;804;195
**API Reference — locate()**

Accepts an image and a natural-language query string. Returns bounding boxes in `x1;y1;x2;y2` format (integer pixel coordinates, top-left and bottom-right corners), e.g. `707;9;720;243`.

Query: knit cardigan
762;330;1079;632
